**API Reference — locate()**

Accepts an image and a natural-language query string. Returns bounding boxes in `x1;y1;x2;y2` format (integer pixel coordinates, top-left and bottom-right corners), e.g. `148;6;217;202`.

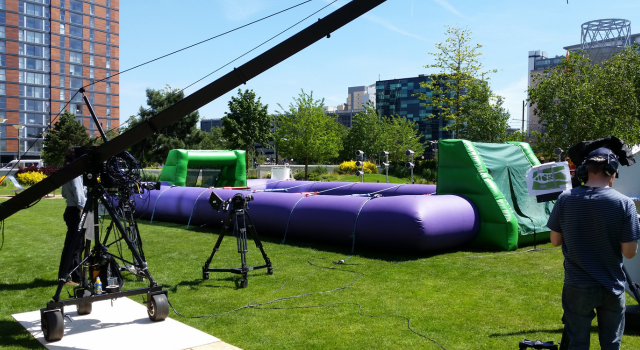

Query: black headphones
575;150;619;182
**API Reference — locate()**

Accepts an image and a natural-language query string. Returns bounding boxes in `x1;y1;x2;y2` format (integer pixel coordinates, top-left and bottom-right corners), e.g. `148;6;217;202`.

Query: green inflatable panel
436;140;553;251
159;149;247;187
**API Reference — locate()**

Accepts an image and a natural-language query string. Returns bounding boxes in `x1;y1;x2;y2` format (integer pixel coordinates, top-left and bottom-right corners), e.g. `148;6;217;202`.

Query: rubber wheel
203;272;209;280
77;302;92;315
240;279;248;288
267;267;273;275
42;310;64;342
148;294;169;322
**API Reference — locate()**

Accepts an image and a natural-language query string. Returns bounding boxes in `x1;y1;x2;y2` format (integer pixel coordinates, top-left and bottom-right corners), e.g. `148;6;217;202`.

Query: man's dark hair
587;162;607;175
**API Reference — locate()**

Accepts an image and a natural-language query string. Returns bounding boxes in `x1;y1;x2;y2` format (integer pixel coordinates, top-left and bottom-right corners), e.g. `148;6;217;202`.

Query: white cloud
494;76;529;130
219;0;268;21
432;0;466;18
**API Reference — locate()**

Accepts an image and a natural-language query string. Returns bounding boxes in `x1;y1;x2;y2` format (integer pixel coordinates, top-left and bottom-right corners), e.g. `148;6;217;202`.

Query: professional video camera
203;191;271;288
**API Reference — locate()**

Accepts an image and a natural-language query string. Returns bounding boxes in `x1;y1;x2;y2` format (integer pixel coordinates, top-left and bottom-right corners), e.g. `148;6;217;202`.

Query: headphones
575;150;619;182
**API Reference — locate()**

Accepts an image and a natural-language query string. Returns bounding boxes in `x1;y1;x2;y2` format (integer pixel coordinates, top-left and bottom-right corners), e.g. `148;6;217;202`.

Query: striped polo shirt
547;186;640;295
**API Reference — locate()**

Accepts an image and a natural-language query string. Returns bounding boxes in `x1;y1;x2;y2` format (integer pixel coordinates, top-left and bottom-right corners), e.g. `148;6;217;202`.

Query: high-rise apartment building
0;0;119;164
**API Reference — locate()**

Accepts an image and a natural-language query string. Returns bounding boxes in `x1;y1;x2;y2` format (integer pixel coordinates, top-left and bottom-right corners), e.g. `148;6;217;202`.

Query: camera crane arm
0;0;387;221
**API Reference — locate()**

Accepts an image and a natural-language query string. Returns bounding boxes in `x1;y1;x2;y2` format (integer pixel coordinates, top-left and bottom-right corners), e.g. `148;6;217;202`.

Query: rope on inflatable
282;195;308;244
350;197;375;254
150;185;176;224
316;182;357;194
186;188;215;229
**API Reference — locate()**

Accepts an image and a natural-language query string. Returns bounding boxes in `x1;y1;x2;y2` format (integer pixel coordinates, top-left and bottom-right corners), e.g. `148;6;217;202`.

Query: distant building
376;75;453;152
325;84;376;127
200;118;222;132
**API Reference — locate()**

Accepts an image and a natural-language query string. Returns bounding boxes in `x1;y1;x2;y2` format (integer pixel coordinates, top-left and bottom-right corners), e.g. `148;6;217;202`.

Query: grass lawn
337;174;409;184
1;198;639;349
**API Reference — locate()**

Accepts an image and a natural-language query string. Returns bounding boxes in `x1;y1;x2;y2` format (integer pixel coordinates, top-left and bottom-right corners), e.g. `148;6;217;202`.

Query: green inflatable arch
158;149;247;187
436;140;553;251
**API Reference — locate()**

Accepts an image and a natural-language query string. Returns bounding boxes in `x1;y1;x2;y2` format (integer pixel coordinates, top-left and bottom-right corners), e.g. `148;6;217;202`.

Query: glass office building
0;0;119;164
376;75;453;155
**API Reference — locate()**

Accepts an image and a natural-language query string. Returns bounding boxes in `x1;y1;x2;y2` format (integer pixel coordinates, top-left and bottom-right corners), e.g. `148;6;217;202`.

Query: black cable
166;256;447;349
82;0;314;90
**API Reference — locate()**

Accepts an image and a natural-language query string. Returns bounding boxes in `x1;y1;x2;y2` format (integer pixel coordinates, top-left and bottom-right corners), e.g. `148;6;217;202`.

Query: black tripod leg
246;212;272;274
237;212;249;288
53;197;92;302
202;214;231;280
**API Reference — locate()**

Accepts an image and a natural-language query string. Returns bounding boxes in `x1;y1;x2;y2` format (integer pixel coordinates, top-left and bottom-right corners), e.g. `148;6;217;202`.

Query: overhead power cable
83;0;314;90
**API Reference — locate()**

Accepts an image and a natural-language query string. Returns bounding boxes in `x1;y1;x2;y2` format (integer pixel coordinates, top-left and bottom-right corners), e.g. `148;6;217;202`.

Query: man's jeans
562;284;626;350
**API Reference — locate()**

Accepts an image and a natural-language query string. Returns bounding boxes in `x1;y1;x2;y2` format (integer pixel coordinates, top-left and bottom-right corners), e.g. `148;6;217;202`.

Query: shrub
142;172;160;182
293;170;305;180
311;165;328;175
16;171;47;186
262;172;271;179
15;165;58;176
337;161;377;174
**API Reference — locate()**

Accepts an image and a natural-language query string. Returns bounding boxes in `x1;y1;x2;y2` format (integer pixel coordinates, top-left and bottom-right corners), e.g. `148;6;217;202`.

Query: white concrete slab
12;297;231;350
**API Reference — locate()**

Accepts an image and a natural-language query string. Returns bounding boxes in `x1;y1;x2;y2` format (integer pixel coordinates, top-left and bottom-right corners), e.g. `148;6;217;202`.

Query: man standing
548;147;640;349
58;147;87;286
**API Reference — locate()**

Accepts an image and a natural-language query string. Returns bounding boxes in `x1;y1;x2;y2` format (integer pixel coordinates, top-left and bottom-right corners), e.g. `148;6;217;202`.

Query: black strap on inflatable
350;198;374;254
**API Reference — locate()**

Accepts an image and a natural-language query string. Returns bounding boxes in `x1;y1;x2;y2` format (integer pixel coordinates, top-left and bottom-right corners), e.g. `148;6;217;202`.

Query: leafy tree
42;111;92;166
221;89;273;164
528;45;640;155
274;90;344;179
458;82;510;142
123;85;205;166
340;101;388;162
199;126;227;150
416;26;497;137
384;116;424;164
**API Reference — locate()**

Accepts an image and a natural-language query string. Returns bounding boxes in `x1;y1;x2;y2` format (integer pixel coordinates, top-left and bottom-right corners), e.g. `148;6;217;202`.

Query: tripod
41;175;167;342
202;199;272;288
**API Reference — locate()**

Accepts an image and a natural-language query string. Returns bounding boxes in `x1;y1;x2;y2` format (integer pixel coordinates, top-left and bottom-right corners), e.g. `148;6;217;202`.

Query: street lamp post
405;150;415;184
380;151;389;183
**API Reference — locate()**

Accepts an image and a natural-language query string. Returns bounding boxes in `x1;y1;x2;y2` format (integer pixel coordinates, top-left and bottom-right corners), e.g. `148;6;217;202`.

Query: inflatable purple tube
247;179;437;197
136;183;479;253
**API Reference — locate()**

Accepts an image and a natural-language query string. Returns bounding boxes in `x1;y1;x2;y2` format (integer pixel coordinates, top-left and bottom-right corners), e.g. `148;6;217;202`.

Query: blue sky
119;0;640;130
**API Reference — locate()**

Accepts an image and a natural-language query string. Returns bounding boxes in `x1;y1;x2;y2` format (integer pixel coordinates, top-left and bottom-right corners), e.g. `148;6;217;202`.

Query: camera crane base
202;193;273;288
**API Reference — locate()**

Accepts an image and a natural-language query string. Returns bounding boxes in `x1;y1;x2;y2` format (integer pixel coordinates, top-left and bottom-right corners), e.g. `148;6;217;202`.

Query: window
0;97;4;109
89;55;94;66
89;67;94;78
69;25;82;38
69;51;81;63
89;29;94;40
60;0;64;8
106;22;110;32
106;82;110;93
19;72;49;85
90;42;94;53
106;0;110;8
89;93;94;105
60;49;65;61
106;107;110;117
20;140;44;153
20;57;50;72
106;58;110;68
21;2;44;17
90;17;94;28
0;41;4;53
60;10;64;21
60;89;65;100
0;83;5;95
20;86;48;98
90;4;94;15
0;69;5;80
69;12;82;25
70;77;82;88
70;0;82;12
69;38;82;50
20;99;47;112
1;140;6;153
0;26;4;38
106;118;111;130
20;44;50;58
60;75;64;87
106;95;111;106
0;55;5;67
89;80;94;90
106;34;110;44
69;64;82;76
0;12;5;24
70;104;82;115
20;30;48;44
21;113;45;125
0;0;4;9
59;62;65;73
106;45;110;56
106;9;110;19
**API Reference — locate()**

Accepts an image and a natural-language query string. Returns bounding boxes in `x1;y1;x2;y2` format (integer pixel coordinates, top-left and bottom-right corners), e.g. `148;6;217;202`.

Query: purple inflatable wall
136;182;479;253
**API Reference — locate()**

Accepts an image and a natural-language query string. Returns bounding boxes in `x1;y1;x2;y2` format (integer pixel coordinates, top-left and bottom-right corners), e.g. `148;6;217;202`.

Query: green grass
1;198;639;349
0;180;22;196
332;174;409;184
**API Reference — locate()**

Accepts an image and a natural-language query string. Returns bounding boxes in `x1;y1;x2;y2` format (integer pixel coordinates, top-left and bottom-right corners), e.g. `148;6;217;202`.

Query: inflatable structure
159;149;247;187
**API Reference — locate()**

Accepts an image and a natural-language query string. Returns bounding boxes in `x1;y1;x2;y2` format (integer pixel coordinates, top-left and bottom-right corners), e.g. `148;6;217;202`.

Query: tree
527;45;640;155
415;26;497;137
384;116;424;164
221;89;273;164
458;82;510;142
123;85;205;166
274;90;344;179
198;126;227;150
340;101;388;162
42;111;92;166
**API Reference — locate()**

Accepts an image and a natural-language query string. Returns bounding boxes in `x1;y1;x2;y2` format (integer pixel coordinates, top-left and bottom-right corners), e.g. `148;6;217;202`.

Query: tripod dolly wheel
42;310;64;342
240;279;248;288
77;302;92;315
148;294;169;322
267;267;273;275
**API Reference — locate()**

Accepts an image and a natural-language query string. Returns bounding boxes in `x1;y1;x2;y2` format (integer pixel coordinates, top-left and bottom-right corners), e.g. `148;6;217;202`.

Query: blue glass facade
376;75;453;146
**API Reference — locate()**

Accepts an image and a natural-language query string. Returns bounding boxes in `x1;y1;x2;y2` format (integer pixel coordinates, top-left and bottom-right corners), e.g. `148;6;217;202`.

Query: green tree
340;101;388;162
123;85;205;166
458;82;510;142
42;111;92;166
527;46;640;155
221;89;273;165
415;26;497;137
384;116;424;164
198;126;227;150
274;90;344;179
